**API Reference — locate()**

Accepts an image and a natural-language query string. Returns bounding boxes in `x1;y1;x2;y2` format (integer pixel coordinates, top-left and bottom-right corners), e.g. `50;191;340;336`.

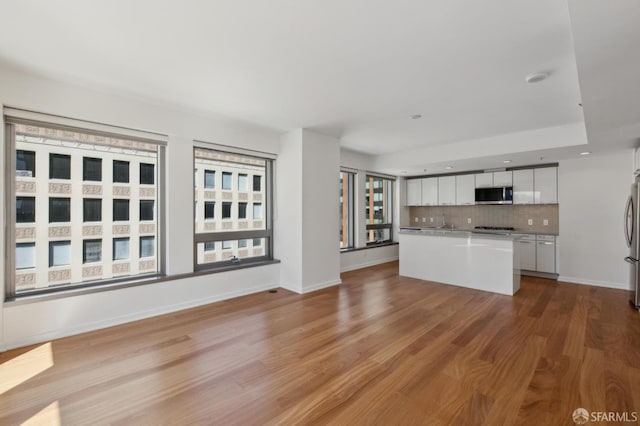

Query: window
83;239;102;263
140;200;154;221
222;172;232;190
339;171;354;249
113;238;130;260
194;147;273;269
222;202;232;219
204;170;215;188
238;174;248;191
140;163;155;185
83;198;102;222
16;150;35;177
253;203;262;219
16;197;35;223
83;157;102;181
140;236;155;258
238;202;247;219
49;154;70;179
16;243;35;269
49;198;71;223
113;160;130;183
6;117;164;297
365;175;394;244
204;202;215;219
49;241;71;267
113;199;130;221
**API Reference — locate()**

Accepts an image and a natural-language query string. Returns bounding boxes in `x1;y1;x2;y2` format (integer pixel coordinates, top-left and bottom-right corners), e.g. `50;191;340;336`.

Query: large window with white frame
365;175;394;244
5;113;165;297
193;146;273;269
339;171;354;249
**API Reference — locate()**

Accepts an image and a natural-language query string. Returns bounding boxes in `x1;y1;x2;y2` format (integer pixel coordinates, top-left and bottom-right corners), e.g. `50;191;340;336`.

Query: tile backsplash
406;204;559;234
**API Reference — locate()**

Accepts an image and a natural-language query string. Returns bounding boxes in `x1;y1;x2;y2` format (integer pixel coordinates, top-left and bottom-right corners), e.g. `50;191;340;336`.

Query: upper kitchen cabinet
421;177;438;206
405;179;422;206
513;169;534;204
475;173;493;188
437;176;456;205
534;167;558;204
493;171;512;186
455;174;475;205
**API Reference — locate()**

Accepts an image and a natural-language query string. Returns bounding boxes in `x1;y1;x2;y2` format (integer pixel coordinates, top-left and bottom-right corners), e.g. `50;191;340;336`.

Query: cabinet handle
519;241;533;244
537;242;554;245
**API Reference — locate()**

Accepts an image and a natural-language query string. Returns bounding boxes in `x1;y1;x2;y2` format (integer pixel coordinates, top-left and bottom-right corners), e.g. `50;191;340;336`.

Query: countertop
399;227;521;241
399;226;558;236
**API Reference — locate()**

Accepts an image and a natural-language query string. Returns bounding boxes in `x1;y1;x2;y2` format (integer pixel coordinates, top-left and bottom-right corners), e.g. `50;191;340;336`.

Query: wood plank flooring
1;261;639;425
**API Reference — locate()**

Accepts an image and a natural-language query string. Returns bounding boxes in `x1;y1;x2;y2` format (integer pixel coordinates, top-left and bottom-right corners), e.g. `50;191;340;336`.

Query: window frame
4;115;167;300
365;174;394;245
193;143;274;272
340;170;355;250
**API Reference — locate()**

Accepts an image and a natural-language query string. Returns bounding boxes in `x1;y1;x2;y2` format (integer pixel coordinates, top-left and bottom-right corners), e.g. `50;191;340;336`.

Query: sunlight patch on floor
0;342;54;395
22;400;61;426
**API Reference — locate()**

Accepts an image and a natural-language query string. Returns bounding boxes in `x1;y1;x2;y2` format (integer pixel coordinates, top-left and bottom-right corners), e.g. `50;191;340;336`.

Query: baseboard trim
2;282;278;351
558;275;631;290
340;256;399;273
280;278;342;295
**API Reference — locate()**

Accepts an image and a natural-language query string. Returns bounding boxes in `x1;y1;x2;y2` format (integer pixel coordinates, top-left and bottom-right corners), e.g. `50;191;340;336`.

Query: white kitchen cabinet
438;176;456;205
515;235;536;271
421;177;438;206
534;167;558;204
513;169;534;205
455;174;475;205
405;179;422;206
493;171;513;186
475;173;493;188
536;235;556;273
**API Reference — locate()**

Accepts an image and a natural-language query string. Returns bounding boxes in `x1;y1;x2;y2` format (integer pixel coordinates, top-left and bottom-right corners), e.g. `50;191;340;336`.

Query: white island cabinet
399;229;521;296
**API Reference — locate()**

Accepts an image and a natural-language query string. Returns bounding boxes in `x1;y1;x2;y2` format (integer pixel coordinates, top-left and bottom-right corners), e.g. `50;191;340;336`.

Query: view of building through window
10;121;161;295
194;147;271;268
365;175;393;244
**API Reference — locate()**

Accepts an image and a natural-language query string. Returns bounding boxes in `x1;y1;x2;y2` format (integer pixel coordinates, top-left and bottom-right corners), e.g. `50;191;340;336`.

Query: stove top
474;226;515;231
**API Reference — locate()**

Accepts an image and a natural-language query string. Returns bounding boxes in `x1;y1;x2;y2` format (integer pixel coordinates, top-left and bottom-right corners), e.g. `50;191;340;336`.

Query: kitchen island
399;228;521;295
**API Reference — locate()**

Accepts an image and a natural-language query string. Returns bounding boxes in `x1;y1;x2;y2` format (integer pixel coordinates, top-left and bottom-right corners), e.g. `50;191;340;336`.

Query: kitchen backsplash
406;204;559;234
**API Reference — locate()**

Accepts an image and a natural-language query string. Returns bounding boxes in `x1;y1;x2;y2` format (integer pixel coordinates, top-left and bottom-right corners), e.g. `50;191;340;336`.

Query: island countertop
399;229;521;295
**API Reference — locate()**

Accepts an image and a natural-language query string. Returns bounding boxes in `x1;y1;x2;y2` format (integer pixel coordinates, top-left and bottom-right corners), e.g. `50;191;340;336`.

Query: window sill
340;241;398;253
5;259;281;306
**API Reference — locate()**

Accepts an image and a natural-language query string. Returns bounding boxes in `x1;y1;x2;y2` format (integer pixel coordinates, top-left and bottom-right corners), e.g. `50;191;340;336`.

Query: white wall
558;150;634;289
301;130;341;291
0;63;283;350
341;245;399;272
275;129;341;293
274;130;304;292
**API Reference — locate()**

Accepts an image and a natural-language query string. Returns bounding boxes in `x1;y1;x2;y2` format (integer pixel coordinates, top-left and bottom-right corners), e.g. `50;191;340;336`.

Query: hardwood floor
1;261;639;425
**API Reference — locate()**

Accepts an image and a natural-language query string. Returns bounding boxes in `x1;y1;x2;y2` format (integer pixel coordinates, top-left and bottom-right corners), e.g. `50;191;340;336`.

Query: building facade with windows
12;122;159;294
193;147;268;267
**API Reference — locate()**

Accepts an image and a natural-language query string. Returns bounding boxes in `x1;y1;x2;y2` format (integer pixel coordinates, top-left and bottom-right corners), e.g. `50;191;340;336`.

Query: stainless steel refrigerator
624;179;640;310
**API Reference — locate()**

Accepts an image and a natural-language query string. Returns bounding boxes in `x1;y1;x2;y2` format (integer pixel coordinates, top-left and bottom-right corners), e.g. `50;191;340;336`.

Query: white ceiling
0;1;637;174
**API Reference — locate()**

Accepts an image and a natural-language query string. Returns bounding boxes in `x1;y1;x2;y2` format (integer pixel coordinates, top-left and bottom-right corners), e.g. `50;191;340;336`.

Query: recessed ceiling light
503;160;512;164
445;166;453;170
401;171;408;174
525;72;549;83
411;114;422;120
580;151;591;155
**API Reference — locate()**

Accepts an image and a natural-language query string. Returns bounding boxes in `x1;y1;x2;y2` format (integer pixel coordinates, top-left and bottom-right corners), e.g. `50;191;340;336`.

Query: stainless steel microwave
475;186;513;204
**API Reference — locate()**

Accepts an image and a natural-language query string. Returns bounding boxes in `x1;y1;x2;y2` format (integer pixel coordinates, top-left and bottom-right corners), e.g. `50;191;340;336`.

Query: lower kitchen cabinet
514;234;557;274
517;235;536;271
536;235;556;273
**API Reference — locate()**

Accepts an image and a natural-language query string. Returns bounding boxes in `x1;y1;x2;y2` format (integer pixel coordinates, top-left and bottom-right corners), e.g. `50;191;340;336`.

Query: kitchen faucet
441;215;446;228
